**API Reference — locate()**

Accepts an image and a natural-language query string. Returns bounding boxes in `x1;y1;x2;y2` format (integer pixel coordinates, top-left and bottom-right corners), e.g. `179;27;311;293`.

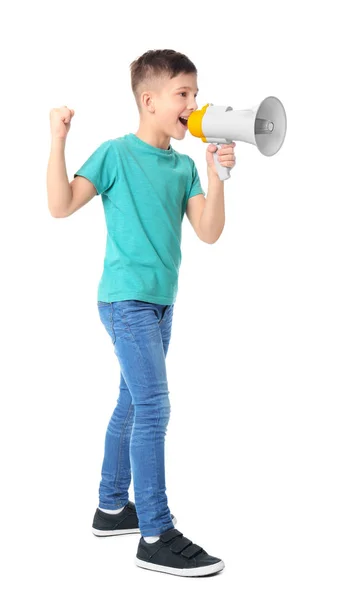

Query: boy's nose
188;99;198;111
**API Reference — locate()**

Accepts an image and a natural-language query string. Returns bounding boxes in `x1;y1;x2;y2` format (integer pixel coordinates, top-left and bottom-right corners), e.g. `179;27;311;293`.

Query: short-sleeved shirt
74;133;204;305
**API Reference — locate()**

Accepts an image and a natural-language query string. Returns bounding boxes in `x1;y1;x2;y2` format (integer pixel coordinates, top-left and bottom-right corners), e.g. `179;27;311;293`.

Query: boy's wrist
51;136;67;149
207;167;224;184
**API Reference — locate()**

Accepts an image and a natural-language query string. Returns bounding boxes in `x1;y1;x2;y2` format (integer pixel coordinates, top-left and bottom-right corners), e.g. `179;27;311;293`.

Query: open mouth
179;117;188;128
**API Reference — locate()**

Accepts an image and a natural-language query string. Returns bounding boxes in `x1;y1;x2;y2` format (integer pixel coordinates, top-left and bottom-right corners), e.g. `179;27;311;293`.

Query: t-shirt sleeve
185;157;205;206
73;140;117;196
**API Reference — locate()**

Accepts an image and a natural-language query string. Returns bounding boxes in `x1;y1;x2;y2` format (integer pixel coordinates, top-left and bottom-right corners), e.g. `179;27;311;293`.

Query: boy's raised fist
50;106;75;140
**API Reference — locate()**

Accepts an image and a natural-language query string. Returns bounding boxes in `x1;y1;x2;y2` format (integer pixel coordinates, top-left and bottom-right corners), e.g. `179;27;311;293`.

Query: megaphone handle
213;142;232;181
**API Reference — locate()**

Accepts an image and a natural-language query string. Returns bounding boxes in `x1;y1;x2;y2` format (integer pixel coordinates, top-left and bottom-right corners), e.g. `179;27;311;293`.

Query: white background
1;1;339;598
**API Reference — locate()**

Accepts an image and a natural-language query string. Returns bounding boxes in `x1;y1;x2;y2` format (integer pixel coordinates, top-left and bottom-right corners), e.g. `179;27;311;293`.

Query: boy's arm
186;174;225;244
47;138;71;217
47;138;96;218
67;176;97;217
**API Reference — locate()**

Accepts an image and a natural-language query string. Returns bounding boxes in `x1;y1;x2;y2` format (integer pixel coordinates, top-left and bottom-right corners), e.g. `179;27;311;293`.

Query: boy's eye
180;92;198;97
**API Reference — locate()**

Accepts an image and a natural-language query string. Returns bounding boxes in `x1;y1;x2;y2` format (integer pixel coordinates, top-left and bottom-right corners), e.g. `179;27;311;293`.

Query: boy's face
143;72;199;140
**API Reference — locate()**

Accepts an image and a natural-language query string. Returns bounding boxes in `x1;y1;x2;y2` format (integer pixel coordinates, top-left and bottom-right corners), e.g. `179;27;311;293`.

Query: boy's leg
96;300;174;523
97;301;134;509
98;370;134;509
110;300;174;537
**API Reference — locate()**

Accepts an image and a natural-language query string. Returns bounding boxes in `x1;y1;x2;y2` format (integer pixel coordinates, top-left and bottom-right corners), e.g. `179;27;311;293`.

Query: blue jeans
97;299;175;537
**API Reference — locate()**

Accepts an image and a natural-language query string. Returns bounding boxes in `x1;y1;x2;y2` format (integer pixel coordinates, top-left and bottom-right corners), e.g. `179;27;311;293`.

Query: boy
47;49;236;577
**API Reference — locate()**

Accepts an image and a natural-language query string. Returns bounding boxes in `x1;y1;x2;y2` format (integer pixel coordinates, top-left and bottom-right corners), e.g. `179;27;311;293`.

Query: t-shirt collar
127;133;174;156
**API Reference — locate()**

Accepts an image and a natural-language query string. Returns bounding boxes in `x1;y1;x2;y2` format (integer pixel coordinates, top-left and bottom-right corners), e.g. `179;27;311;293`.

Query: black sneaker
92;501;177;537
136;527;225;577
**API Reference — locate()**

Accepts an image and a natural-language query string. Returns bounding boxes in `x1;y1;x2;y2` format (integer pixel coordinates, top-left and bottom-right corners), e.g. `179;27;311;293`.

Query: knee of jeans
161;401;170;424
134;400;170;427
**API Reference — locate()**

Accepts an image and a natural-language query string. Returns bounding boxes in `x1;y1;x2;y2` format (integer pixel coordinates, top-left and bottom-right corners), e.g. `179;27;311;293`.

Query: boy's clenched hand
206;142;236;176
49;105;75;140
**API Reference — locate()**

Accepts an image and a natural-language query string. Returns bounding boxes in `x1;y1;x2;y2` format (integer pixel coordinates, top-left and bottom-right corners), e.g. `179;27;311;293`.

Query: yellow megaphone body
187;96;287;181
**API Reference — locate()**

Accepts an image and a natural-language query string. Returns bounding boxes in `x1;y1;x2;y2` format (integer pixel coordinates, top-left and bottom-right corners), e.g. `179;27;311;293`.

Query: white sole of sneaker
92;527;140;536
135;558;225;577
92;516;177;537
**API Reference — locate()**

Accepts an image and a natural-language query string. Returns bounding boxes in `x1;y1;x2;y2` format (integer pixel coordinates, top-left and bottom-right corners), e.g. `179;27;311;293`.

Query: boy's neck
134;124;171;151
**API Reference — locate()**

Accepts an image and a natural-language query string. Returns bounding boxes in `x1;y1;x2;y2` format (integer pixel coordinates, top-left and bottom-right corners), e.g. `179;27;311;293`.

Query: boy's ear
141;91;155;113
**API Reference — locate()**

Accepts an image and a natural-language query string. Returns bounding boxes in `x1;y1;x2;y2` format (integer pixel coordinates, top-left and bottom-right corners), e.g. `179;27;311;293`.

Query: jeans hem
140;523;175;537
98;502;128;510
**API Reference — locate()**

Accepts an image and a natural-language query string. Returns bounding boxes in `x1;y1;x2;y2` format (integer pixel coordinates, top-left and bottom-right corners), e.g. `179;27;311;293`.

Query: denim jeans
97;299;175;537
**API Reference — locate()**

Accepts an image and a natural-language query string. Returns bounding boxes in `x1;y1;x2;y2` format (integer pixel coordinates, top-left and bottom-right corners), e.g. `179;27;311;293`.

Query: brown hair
130;49;197;112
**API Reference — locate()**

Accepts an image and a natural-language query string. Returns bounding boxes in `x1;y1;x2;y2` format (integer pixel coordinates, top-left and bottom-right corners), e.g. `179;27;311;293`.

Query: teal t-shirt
74;133;204;304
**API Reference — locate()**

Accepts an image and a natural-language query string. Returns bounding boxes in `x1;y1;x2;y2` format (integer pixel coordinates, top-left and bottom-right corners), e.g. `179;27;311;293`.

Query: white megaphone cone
187;96;287;181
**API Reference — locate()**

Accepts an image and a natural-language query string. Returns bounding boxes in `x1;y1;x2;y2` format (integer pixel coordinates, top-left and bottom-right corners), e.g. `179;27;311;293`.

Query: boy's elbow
202;229;224;244
49;207;67;218
199;234;219;244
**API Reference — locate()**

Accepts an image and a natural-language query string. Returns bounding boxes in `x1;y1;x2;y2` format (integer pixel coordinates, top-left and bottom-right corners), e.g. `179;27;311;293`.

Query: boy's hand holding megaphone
206;142;236;178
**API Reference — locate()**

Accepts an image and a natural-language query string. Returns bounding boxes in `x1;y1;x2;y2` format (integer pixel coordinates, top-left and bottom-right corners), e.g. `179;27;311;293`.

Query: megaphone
187;96;287;181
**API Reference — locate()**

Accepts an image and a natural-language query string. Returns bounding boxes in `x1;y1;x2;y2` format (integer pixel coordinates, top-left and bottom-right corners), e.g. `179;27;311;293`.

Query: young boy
47;49;235;577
